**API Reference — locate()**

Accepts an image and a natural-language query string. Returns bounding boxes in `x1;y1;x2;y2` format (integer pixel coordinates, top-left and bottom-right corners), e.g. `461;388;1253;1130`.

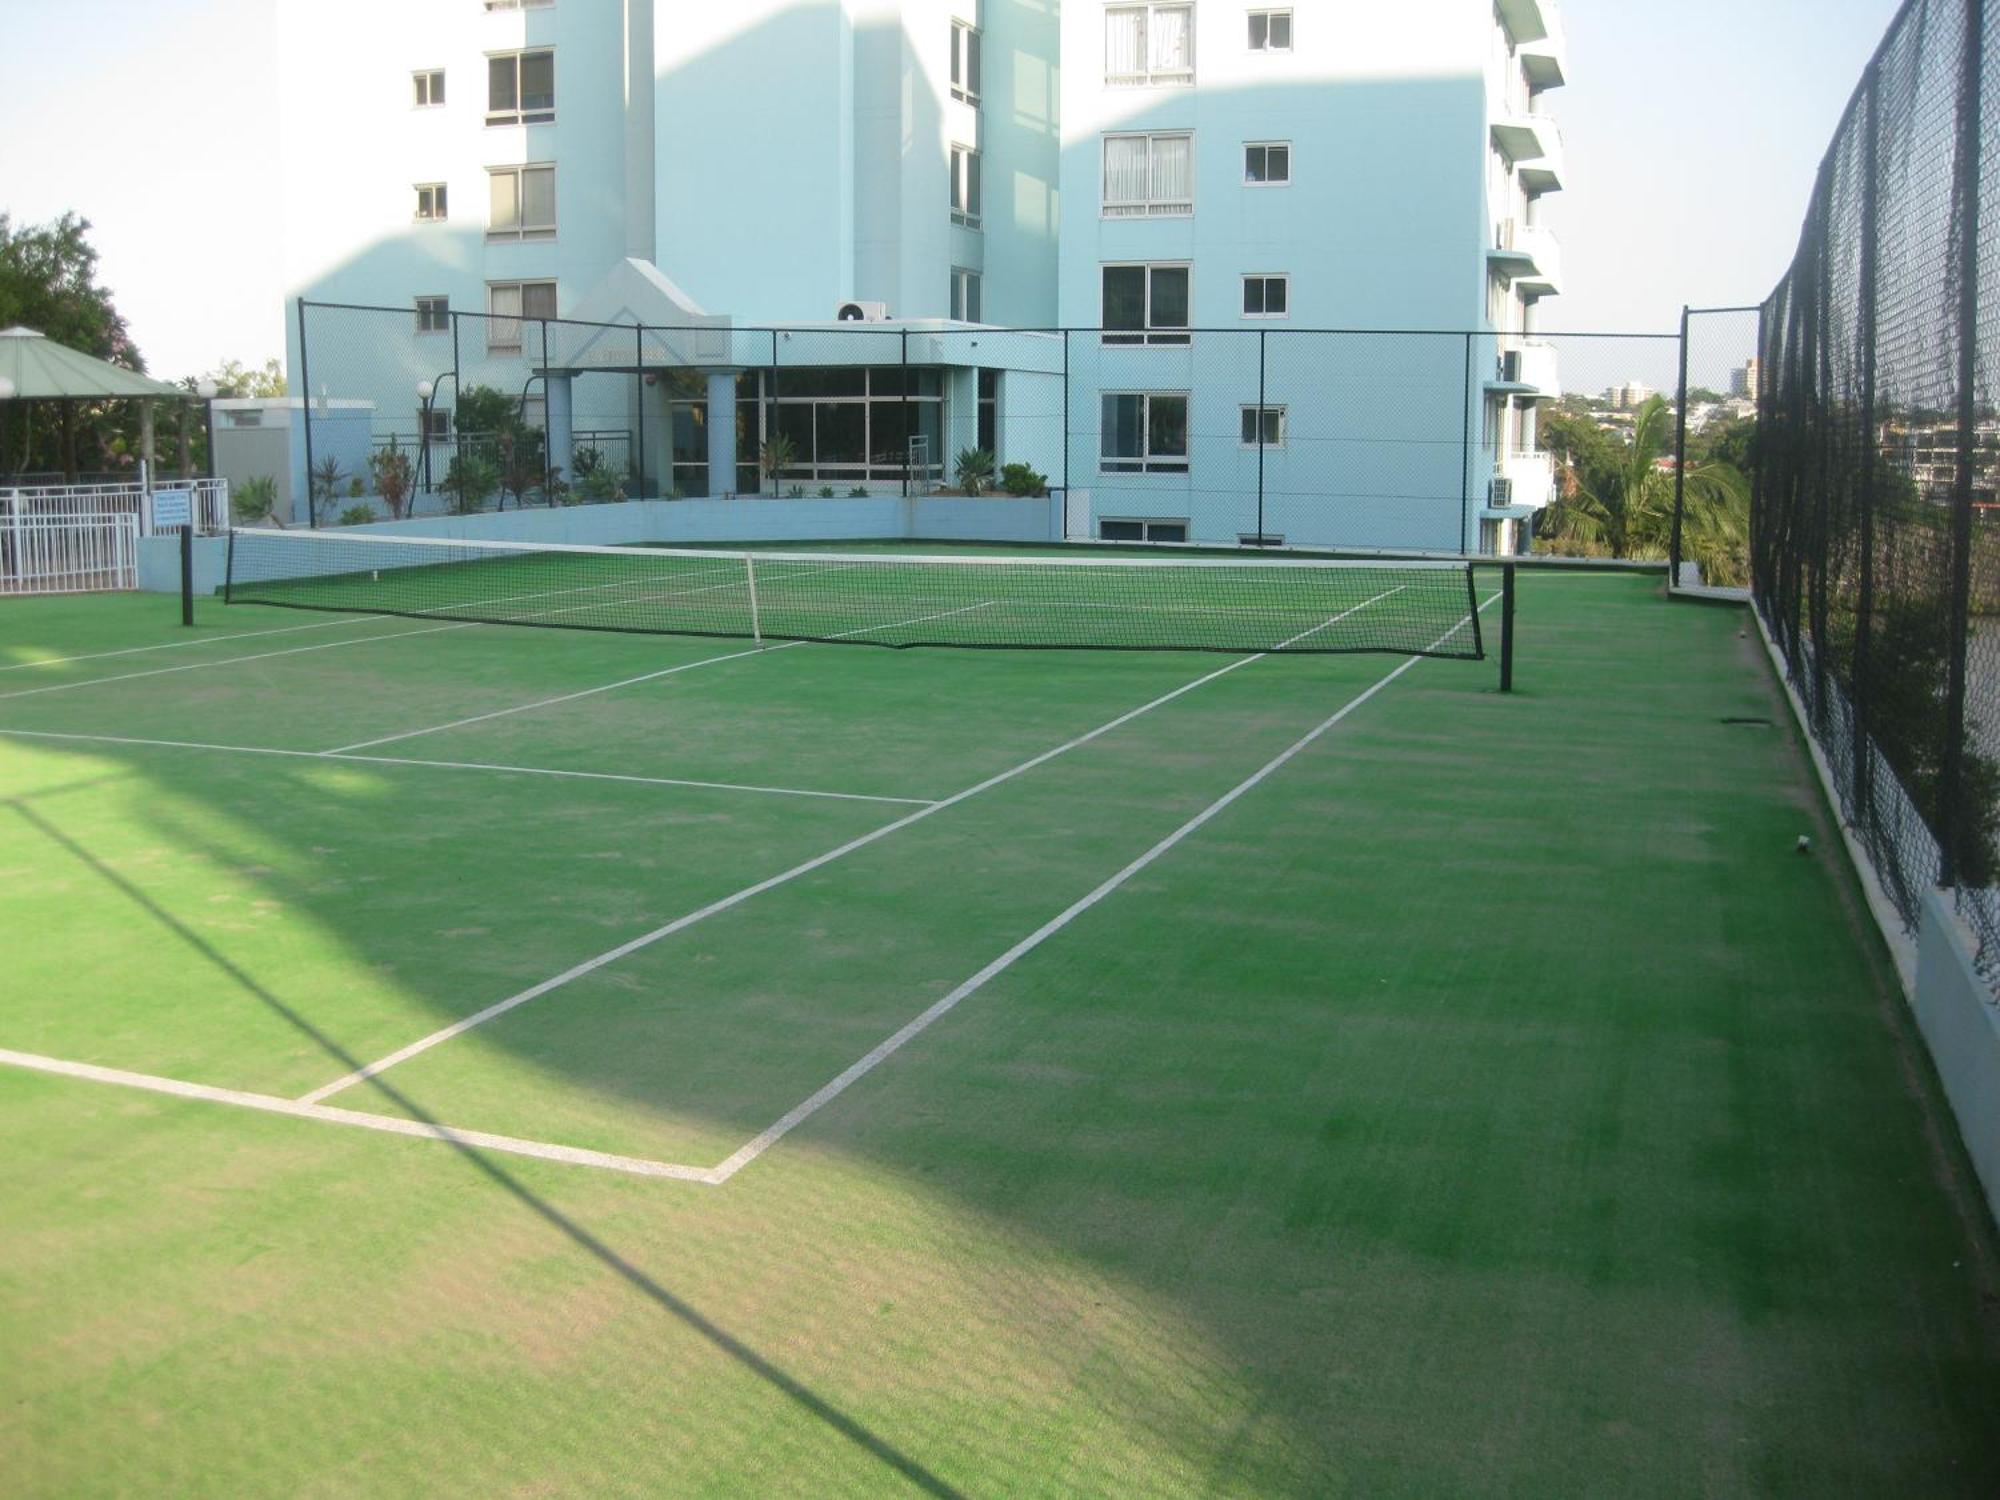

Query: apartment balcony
1487;221;1563;297
1486;339;1562;400
1484;449;1557;517
1520;34;1568;89
1496;0;1555;45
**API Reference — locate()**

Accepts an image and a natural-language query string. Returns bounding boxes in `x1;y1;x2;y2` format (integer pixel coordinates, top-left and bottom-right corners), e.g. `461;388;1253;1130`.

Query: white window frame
1099;517;1190;543
1102;262;1192;346
950;19;982;104
486;163;556;241
950;143;982;228
1102;131;1194;218
1104;3;1195;87
1243;141;1291;186
412;70;444;108
1241;273;1289;319
486;280;557;352
1247;8;1293;51
414;296;450;335
950;266;983;323
1100;391;1191;474
486;48;555;127
413;182;448;223
483;0;553;11
1239;404;1287;447
420;406;452;442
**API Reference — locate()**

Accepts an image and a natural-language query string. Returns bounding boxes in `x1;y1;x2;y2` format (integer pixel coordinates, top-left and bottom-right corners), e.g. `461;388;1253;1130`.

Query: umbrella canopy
0;326;182;399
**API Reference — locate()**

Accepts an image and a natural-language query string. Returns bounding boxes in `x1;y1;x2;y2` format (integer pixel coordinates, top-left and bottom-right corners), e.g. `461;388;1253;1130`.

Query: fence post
901;328;912;501
1060;329;1070;538
1500;562;1516;693
1256;328;1268;543
1853;75;1881;825
768;330;779;496
295;299;316;528
179;523;194;628
1460;333;1475;554
1671;305;1691;587
634;324;646;499
1940;0;1984;887
1809;184;1834;732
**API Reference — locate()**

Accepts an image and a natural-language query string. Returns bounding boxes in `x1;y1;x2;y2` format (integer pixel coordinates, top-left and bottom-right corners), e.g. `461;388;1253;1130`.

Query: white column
704;370;737;497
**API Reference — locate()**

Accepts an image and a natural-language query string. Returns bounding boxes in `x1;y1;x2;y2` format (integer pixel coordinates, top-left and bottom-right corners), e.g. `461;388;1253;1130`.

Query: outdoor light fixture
416;379;434;402
196;378;217;400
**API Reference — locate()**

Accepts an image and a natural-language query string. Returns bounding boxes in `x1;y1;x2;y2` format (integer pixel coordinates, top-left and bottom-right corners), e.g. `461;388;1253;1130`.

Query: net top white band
228;529;1473;573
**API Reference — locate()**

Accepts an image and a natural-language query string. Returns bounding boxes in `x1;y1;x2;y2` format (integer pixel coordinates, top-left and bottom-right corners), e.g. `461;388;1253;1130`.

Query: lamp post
196;378;218;486
0;375;14;481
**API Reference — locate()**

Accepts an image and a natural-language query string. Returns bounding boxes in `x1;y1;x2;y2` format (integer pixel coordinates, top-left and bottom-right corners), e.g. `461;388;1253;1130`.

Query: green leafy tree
191;357;285;399
1537;396;1750;585
308;455;348;525
440;453;499;515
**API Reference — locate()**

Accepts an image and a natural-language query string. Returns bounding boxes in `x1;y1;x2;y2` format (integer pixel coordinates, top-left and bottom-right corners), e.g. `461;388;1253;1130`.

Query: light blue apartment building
274;0;1566;552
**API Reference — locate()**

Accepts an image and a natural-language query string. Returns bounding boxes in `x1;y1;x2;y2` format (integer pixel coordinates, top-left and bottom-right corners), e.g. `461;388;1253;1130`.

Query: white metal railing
0;477;230;535
0;512;140;594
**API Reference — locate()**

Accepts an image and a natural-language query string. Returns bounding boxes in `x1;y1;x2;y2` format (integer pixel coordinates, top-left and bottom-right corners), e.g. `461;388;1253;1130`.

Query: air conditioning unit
1489;477;1515;506
836;300;890;322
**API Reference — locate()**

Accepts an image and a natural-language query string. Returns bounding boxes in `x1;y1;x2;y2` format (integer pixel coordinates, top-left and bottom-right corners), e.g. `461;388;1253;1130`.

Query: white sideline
707;593;1499;1181
322;599;997;756
0;1047;719;1183
0;614;390;672
0;727;936;807
295;589;1403;1106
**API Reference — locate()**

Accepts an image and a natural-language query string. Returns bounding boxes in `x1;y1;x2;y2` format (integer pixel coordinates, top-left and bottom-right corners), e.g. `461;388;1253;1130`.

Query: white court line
0;614;391;672
0;727;935;807
0;1047;719;1183
296;589;1400;1107
322;598;996;756
708;592;1499;1182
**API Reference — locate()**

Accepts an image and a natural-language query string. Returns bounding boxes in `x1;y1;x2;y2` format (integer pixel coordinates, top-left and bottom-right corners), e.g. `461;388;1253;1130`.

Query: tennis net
223;529;1486;658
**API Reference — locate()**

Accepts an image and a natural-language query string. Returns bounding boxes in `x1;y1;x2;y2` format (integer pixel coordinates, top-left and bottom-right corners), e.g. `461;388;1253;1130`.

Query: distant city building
1605;380;1655;410
1730;359;1760;398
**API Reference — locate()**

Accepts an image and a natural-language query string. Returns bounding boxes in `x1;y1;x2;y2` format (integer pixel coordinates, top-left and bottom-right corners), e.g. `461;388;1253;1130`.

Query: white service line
0;727;935;807
708;591;1500;1182
296;589;1401;1106
321;598;997;755
0;614;391;672
0;1047;719;1183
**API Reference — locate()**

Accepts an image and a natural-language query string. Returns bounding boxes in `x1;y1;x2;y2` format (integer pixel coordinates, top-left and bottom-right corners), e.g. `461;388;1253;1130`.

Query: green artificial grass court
2;564;1998;1496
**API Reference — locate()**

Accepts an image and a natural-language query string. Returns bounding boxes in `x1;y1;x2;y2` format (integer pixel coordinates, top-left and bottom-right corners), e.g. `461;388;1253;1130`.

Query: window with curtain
486;50;555;126
1103;132;1192;216
486;280;556;351
1105;3;1193;85
950;144;982;226
1101;393;1190;473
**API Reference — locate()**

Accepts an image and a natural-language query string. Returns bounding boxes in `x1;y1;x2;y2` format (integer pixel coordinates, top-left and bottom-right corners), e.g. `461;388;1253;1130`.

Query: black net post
1853;73;1881;826
1256;327;1268;543
1499;562;1516;692
1459;333;1474;554
1060;329;1070;536
179;522;194;627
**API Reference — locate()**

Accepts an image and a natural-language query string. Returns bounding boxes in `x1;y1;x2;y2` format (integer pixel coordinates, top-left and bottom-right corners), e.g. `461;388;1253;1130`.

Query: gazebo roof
0;326;182;400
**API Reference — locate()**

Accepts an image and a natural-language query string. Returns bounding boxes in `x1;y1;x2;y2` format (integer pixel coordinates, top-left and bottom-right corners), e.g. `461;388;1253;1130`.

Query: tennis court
2;543;1997;1495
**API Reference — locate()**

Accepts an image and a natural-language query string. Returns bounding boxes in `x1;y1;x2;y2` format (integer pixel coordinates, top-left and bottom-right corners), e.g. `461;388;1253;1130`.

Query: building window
1244;141;1290;185
414;296;450;334
1101;393;1190;473
414;183;448;222
1242;274;1289;318
420;406;452;442
735;367;947;488
951;19;981;103
978;368;998;455
412;70;444;108
950;267;983;322
1100;517;1190;542
1240;404;1286;446
486;280;557;351
1247;9;1293;51
1103;132;1193;217
950;144;982;227
1103;263;1190;345
487;50;555;126
487;164;556;240
1105;3;1194;86
482;0;553;11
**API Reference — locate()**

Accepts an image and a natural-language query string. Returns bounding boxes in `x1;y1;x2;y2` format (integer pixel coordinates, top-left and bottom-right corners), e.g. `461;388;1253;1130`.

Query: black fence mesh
1671;308;1761;588
295;301;1687;557
1754;0;2000;977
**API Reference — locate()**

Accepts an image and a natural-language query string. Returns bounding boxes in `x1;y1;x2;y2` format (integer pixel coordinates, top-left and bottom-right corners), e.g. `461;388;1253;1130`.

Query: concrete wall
1914;891;2000;1226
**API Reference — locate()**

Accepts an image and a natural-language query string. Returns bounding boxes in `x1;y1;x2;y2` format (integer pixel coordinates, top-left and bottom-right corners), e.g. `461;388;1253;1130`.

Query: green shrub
954;447;996;496
1000;462;1048;498
817;484;836;498
368;439;415;520
440;453;499;515
848;485;870;498
232;475;280;527
337;503;375;526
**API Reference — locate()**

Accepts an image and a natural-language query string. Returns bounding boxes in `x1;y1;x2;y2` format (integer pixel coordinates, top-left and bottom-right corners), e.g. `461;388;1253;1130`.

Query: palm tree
1539;396;1750;585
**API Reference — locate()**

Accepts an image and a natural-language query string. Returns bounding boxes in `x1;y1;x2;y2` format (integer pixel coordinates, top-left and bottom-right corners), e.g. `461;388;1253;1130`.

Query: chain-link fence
296;300;1699;555
1753;0;2000;980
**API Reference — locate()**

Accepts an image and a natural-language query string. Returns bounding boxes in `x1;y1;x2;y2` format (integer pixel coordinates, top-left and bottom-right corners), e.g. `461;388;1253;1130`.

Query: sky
0;0;1908;381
